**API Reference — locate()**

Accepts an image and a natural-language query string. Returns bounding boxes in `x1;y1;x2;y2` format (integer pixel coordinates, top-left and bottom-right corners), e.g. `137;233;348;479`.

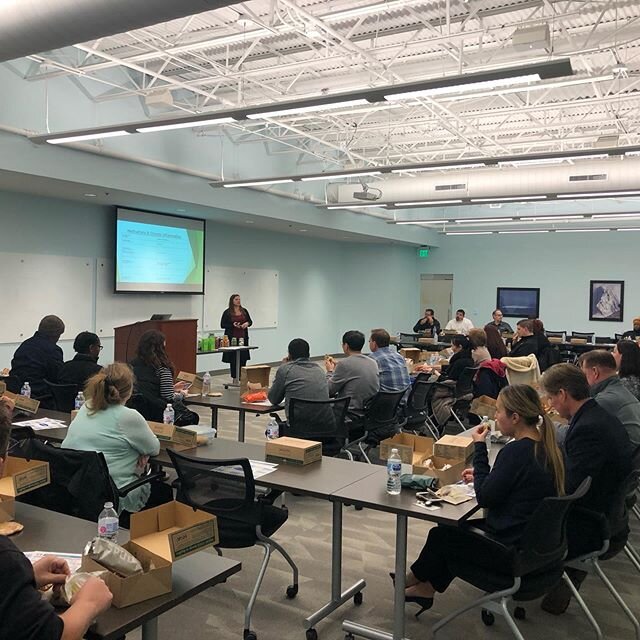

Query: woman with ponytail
62;363;167;517
398;384;565;617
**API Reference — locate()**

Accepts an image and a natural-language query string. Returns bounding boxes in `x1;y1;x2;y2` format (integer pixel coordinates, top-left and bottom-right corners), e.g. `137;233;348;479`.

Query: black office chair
399;332;420;342
167;449;298;640
282;396;351;458
570;331;595;343
3;374;21;394
44;379;78;413
432;478;591;640
615;333;624;341
346;389;407;463
594;336;614;344
545;331;566;340
402;374;435;435
12;437;163;522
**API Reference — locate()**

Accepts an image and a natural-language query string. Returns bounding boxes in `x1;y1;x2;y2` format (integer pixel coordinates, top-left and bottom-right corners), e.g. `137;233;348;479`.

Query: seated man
444;309;474;335
10;316;65;405
58;332;103;389
368;329;410;393
578;350;640;448
325;330;380;420
622;316;640;340
488;309;513;334
540;363;632;614
413;308;441;337
508;319;539;358
268;338;329;418
0;397;113;640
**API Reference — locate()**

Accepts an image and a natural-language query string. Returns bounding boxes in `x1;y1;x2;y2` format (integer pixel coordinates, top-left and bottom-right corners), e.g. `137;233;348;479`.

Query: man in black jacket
10;316;65;406
413;308;441;337
540;363;632;614
58;332;103;389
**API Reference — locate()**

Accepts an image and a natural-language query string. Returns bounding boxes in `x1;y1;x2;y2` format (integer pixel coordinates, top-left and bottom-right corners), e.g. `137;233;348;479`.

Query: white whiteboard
95;260;204;337
0;253;93;343
203;267;279;331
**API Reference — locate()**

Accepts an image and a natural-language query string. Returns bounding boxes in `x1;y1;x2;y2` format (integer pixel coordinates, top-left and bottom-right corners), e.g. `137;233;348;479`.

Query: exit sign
418;248;430;258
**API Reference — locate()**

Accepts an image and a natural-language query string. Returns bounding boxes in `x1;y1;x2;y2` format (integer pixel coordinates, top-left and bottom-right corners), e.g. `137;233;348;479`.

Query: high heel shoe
405;595;433;618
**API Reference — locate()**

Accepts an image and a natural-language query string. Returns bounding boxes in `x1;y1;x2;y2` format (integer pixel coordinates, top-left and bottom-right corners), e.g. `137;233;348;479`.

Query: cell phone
416;490;443;504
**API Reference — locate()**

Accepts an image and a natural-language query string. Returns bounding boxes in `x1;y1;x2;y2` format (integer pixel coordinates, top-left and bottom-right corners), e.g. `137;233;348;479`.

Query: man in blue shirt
368;328;410;392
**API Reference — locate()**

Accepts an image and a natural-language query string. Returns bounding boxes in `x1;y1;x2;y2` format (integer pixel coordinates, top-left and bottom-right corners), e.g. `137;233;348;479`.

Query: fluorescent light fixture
555;228;609;233
397;200;464;206
223;179;294;188
326;203;384;209
617;228;640;231
391;163;485;174
498;230;550;234
455;217;513;223
624;151;640;157
385;74;540;101
136;117;235;132
301;170;381;182
592;214;640;221
446;231;493;236
557;191;640;198
498;154;607;167
47;130;130;144
323;0;425;20
470;196;548;202
246;99;369;119
395;219;449;225
521;215;585;221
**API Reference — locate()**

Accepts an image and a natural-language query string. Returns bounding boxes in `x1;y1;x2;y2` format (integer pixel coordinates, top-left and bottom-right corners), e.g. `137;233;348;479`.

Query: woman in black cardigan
220;294;253;379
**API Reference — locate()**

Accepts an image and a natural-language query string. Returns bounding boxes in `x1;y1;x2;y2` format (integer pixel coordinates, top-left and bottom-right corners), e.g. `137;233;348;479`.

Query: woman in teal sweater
62;363;163;515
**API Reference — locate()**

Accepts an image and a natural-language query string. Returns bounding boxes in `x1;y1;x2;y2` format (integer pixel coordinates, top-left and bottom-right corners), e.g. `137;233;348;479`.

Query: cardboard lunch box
470;395;497;420
399;348;421;364
240;365;271;394
148;421;198;451
0;456;50;523
265;436;322;466
413;455;467;486
82;501;219;608
434;435;474;463
1;390;40;414
379;433;435;466
176;371;204;395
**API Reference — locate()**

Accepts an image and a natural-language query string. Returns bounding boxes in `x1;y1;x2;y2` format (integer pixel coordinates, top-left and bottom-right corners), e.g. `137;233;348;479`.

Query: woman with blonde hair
399;384;565;617
62;363;168;518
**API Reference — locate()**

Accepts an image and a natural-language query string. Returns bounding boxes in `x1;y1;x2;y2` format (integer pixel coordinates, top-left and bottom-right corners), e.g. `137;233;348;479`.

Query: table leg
238;410;246;442
141;617;158;640
342;514;409;640
210;406;218;432
305;500;366;632
223;350;242;389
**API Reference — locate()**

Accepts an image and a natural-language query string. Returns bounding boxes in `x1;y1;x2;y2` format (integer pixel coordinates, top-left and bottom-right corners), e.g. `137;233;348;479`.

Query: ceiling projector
352;189;380;201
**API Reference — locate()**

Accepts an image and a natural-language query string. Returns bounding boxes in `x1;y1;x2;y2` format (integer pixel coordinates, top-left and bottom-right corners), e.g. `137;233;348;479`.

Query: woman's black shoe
405;595;433;618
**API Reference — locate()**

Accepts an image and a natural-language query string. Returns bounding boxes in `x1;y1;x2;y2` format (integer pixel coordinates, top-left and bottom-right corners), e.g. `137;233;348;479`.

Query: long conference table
16;408;483;640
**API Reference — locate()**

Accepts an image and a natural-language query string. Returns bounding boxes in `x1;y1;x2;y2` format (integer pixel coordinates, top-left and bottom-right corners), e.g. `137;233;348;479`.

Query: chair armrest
117;470;165;497
461;524;519;572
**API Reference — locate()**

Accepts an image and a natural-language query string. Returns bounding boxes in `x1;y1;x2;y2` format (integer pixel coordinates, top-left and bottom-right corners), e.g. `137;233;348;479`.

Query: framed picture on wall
496;287;540;318
589;280;624;321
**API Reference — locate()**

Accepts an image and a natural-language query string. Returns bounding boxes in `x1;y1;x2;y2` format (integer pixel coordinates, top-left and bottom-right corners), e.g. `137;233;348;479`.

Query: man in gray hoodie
578;350;640;448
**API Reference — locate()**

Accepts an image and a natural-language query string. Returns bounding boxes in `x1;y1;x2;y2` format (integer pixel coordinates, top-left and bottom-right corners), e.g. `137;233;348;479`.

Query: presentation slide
115;208;205;294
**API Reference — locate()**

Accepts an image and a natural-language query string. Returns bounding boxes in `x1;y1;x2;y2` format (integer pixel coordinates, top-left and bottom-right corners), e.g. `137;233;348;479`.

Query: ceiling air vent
569;174;607;182
435;183;466;191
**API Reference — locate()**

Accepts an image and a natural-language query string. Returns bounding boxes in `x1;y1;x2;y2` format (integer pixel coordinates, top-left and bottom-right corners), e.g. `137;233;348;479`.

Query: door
420;274;453;328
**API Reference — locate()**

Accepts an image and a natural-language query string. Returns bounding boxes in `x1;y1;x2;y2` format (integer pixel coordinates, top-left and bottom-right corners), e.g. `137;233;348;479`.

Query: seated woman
129;330;189;422
62;363;171;522
439;335;475;382
468;329;491;365
613;340;640;401
401;384;565;616
483;324;508;359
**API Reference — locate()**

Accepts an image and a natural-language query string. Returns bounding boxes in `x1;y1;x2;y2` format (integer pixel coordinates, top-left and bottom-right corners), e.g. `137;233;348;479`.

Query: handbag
172;399;200;427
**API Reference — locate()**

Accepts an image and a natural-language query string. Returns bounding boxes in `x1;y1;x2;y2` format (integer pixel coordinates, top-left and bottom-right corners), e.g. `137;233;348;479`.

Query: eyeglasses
97;345;104;350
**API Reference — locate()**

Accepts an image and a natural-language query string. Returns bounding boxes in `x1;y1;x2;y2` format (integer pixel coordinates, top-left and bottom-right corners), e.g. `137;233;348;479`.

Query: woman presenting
220;293;253;380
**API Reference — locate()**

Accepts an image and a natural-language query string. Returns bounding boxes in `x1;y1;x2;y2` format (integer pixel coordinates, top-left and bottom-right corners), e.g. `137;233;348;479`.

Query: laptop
150;314;172;321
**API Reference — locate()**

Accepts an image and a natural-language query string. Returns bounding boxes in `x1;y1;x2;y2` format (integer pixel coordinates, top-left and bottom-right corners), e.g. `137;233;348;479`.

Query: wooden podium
114;319;197;376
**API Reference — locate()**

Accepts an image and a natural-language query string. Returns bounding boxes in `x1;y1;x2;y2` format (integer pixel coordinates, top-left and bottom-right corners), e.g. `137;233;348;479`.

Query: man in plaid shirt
368;328;410;392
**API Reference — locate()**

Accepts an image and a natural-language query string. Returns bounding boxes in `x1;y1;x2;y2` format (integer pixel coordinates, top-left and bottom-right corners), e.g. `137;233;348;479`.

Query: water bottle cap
166;403;172;408
104;502;113;509
391;448;398;453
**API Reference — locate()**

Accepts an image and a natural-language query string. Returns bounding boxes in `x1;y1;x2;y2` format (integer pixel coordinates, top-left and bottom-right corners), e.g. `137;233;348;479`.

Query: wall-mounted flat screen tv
496;287;540;318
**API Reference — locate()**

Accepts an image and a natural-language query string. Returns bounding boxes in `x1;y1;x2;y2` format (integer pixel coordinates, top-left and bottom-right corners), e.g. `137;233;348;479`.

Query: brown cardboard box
265;437;322;466
418;337;436;344
0;457;50;523
0;496;15;522
176;371;203;395
1;390;40;414
379;433;434;465
82;501;218;608
434;435;474;462
570;338;588;344
470;395;497;420
548;336;563;344
240;365;271;394
148;421;198;451
413;455;466;486
399;348;421;364
0;381;5;394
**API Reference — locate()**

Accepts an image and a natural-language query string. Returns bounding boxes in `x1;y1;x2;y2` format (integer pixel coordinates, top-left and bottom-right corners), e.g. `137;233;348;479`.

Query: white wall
0;189;421;370
421;231;638;337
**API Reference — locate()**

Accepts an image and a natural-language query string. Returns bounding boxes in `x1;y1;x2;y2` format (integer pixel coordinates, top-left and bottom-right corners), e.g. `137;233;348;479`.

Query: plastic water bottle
20;382;31;398
74;391;85;411
98;502;119;542
265;417;279;440
386;448;402;495
163;403;175;425
202;372;211;396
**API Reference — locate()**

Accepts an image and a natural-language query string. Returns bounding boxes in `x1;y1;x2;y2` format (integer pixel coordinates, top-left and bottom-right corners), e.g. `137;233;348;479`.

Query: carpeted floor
129;369;640;640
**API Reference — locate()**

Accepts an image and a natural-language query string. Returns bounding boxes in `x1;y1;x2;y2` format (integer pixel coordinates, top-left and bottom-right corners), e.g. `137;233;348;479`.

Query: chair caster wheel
354;591;363;606
481;609;495;626
345;634;355;640
306;629;318;640
244;630;257;640
286;584;298;599
354;505;363;511
514;606;526;620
